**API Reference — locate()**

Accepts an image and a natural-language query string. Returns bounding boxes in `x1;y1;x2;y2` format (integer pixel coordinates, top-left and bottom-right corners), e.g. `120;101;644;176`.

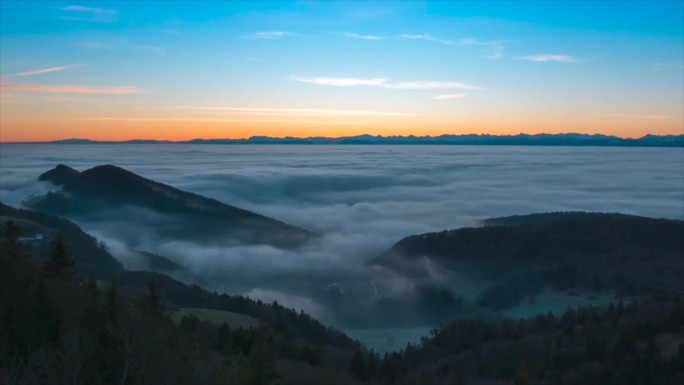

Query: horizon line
1;132;683;145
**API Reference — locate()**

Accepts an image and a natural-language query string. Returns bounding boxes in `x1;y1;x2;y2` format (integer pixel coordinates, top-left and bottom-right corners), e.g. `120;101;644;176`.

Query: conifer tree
350;347;367;380
1;219;28;260
42;236;75;279
513;362;531;385
144;280;164;316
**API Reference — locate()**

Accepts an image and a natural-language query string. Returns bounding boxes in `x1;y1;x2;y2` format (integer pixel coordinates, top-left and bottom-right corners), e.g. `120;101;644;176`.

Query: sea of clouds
1;144;683;318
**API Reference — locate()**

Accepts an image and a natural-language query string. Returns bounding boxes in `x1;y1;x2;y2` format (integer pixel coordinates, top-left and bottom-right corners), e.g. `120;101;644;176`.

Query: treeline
375;212;684;314
0;221;367;385
379;296;684;385
0;202;355;352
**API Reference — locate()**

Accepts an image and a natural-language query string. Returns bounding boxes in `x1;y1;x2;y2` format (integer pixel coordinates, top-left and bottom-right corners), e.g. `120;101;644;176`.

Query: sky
0;1;683;141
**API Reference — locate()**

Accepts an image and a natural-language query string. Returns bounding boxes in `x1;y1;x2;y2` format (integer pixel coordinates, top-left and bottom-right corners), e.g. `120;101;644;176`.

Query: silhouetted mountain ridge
374;212;684;305
38;163;80;185
29;164;314;248
33;133;684;147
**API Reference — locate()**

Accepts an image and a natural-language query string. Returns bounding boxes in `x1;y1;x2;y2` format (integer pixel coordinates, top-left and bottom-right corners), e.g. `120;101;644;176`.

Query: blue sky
0;1;682;141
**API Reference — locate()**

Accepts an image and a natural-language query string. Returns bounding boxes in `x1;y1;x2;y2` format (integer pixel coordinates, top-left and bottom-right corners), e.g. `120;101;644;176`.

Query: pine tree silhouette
42;236;75;279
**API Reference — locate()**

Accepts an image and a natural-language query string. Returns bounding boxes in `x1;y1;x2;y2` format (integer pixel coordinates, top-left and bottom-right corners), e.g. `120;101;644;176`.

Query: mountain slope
1;202;123;278
372;212;684;310
28;164;314;248
0;202;357;352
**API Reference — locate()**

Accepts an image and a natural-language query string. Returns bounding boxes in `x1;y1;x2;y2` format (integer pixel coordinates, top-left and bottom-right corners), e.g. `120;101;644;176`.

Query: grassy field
172;307;259;329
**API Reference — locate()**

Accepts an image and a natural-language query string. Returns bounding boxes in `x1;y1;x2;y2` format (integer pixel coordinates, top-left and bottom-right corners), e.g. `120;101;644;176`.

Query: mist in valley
1;143;683;344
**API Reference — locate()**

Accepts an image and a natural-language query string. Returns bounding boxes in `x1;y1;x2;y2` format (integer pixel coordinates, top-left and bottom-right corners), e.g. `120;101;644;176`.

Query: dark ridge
38;163;80;185
27;164;315;248
374;211;684;293
133;249;185;273
0;201;123;278
482;211;665;227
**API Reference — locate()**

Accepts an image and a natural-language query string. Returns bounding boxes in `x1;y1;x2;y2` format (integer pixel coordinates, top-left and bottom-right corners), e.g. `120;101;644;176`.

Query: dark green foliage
41;236;75;279
180;313;200;333
377;212;684;302
1;203;123;278
383;295;684;384
1;219;26;260
350;347;367;380
513;362;531;385
144;280;165;315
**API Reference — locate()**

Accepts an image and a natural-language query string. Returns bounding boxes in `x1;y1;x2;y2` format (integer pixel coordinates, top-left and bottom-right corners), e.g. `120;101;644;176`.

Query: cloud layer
1;145;682;316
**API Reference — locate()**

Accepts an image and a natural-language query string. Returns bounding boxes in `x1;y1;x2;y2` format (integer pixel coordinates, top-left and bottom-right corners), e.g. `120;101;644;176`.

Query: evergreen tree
1;219;28;260
513;362;531;385
144;280;164;316
247;326;278;385
180;313;200;333
350;347;367;380
367;350;377;377
42;236;75;279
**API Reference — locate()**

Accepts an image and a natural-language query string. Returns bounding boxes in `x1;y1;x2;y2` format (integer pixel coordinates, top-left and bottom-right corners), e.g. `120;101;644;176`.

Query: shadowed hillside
375;212;684;293
27;164;314;248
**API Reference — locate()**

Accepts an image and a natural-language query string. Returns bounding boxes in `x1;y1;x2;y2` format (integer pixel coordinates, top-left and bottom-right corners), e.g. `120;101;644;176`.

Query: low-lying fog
2;144;683;332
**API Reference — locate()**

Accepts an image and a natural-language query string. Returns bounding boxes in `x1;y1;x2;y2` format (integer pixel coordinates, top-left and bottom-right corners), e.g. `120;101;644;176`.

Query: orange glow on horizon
1;114;681;142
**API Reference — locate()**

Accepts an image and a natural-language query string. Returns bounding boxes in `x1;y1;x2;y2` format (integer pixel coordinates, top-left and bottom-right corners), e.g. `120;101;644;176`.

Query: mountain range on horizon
5;133;684;146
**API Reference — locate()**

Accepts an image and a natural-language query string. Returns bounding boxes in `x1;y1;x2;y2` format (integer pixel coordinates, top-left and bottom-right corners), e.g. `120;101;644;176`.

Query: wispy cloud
289;76;388;87
241;31;299;39
12;64;84;77
23;116;369;125
518;54;582;63
0;84;139;94
59;5;118;22
433;93;466;100
400;34;510;59
172;106;416;117
289;76;482;90
400;34;455;45
336;32;385;41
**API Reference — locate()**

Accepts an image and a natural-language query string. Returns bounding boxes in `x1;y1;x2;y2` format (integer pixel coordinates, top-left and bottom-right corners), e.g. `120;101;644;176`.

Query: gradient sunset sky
0;1;683;142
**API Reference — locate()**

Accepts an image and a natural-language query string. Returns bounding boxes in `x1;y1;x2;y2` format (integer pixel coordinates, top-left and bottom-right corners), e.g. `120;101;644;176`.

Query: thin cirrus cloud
289;75;482;90
0;84;139;94
24;116;369;125
172;106;416;117
12;64;85;77
518;54;582;63
336;32;385;40
400;34;508;59
59;5;118;22
241;31;299;39
433;93;466;100
289;76;388;87
400;34;456;45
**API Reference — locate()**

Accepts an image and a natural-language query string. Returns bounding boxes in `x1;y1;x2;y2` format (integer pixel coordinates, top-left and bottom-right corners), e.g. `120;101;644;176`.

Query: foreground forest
2;218;683;384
